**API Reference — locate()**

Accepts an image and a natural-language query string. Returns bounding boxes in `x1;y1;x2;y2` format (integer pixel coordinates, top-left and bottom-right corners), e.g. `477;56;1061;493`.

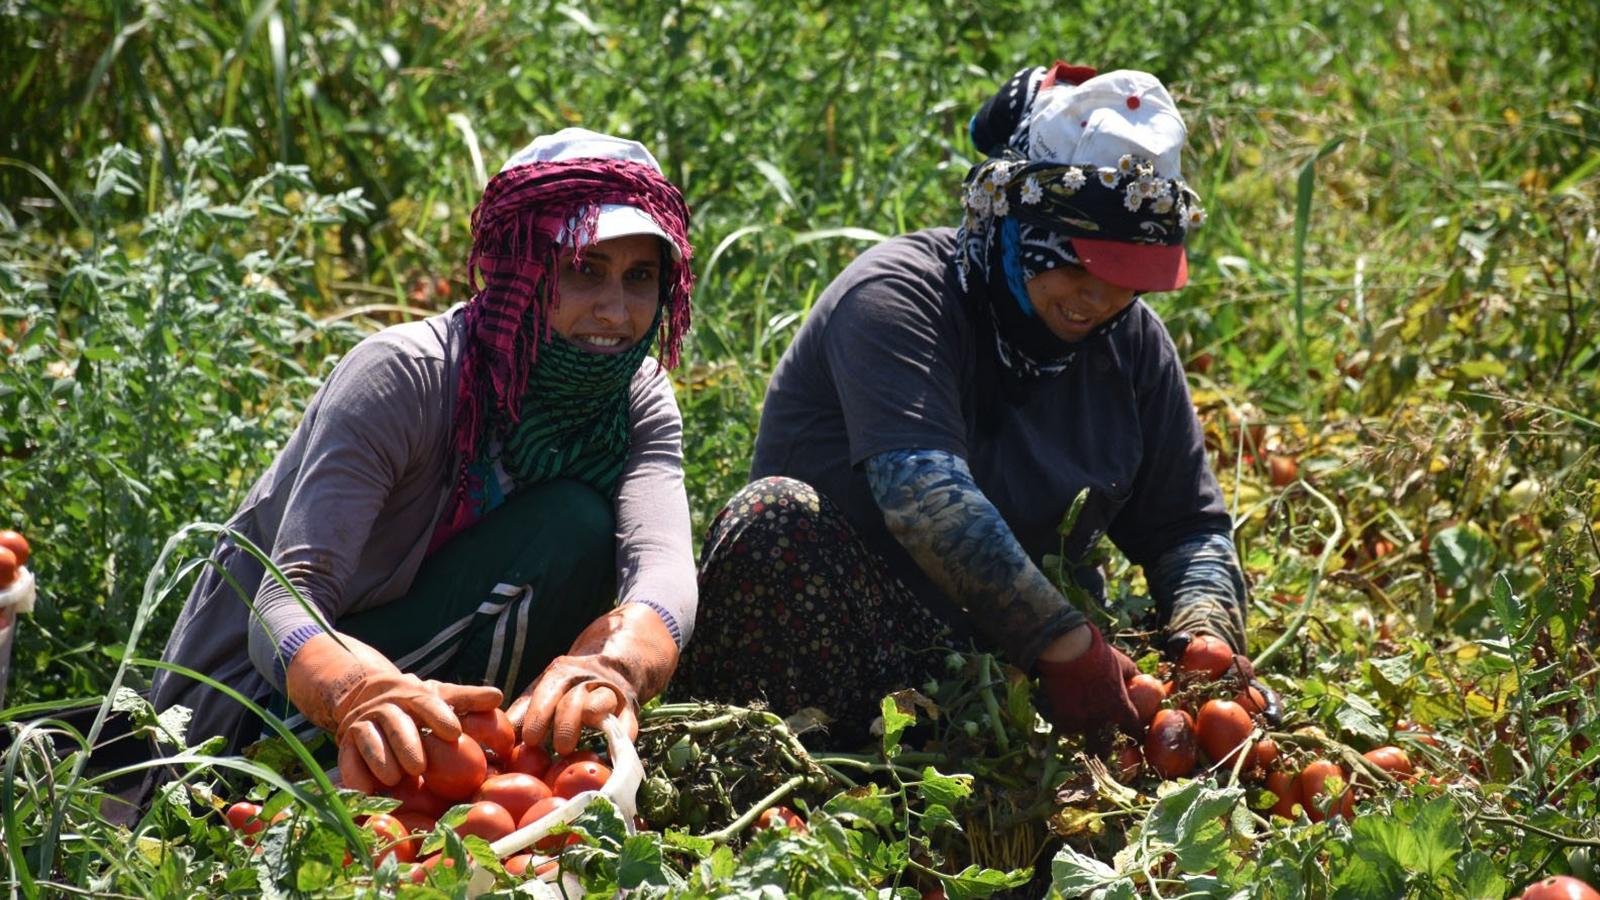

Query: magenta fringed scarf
430;158;695;552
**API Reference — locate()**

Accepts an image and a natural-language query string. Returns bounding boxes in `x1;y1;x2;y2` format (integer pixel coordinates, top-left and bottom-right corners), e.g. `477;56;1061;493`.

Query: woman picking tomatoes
676;65;1255;745
152;130;696;791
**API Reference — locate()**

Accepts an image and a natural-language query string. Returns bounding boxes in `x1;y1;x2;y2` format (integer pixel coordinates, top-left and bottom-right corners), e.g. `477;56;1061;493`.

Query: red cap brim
1072;237;1188;292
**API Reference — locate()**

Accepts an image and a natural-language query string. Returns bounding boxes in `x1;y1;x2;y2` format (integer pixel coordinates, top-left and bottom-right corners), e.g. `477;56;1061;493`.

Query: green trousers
275;478;617;741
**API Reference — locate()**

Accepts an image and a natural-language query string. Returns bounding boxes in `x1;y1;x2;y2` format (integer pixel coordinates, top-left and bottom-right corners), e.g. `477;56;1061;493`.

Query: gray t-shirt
152;309;697;747
751;227;1230;643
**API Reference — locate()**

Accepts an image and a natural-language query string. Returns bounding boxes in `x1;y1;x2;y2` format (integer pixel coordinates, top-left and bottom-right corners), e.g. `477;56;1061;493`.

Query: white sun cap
1022;69;1187;181
499;127;681;260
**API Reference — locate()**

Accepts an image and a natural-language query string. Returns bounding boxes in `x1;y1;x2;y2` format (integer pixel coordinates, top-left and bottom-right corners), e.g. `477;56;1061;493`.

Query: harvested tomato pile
221;707;614;884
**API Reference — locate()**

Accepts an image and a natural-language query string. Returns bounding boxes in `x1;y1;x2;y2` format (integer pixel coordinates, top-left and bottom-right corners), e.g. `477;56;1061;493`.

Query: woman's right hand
1035;624;1143;746
284;632;502;792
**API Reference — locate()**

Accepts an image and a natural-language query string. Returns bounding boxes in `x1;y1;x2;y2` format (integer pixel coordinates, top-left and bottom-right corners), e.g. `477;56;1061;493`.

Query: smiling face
551;233;664;353
1025;263;1138;343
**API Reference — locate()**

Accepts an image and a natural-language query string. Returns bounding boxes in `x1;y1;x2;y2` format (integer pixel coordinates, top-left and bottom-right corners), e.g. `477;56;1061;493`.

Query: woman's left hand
507;604;679;755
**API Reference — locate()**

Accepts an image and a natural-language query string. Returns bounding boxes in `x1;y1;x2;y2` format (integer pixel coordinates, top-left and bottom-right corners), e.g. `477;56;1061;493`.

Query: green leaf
942;863;1032;899
917;766;974;808
1455;849;1508;899
618;834;673;889
1429;523;1494;591
881;695;914;759
1335;693;1389;743
1057;487;1091;536
1401;797;1463;879
1147;780;1244;873
1050;844;1120;897
1488;573;1524;641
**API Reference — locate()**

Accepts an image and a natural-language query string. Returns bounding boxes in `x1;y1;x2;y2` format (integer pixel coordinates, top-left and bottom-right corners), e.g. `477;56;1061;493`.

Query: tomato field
2;0;1598;897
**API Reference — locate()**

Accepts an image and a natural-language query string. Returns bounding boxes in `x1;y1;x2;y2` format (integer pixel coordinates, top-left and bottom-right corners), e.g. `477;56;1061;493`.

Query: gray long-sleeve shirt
151;309;697;748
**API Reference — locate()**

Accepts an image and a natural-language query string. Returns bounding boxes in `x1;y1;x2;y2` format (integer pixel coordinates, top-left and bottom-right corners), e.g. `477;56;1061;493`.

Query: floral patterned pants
673;477;950;746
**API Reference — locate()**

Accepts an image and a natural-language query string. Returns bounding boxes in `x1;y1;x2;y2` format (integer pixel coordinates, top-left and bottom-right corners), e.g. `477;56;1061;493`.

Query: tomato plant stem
703;774;807;844
1253;481;1344;671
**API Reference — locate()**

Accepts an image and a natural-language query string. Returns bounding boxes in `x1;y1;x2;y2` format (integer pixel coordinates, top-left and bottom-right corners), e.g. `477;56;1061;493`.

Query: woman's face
552;233;663;353
1025;264;1137;344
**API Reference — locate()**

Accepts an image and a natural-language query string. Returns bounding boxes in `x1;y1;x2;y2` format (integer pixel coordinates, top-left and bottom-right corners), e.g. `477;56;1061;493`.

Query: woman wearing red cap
151;129;698;790
677;66;1260;744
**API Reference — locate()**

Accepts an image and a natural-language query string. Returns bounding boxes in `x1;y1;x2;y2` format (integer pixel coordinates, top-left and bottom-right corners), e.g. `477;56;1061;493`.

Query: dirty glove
1036;624;1143;746
508;604;678;755
285;632;503;792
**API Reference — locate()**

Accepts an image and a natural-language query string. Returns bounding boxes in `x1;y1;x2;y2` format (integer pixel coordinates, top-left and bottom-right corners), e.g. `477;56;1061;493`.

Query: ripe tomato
1196;700;1254;766
462;709;516;764
1362;745;1415;778
408;853;456;884
1250;738;1280;770
423;732;488;801
1520;875;1600;900
1265;770;1300;820
1267;454;1298;486
1299;759;1354;821
755;805;808;834
393;810;437;851
0;531;28;568
1144;709;1198;779
1235;685;1269;716
505;743;553;781
503;853;533;876
455;800;516;843
225;801;265;836
1178;635;1234;680
518;796;581;851
1125;674;1166;725
1395;720;1441;748
545;750;602;787
383;773;451;818
365;812;417;865
477;772;553;822
0;547;16;589
551;760;612;799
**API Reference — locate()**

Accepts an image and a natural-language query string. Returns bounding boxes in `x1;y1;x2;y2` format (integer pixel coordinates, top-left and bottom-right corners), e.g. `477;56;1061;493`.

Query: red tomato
365;813;417;865
476;772;553;822
518;797;580;851
551;760;611;799
545;750;602;787
1125;674;1166;725
0;547;16;589
503;853;533;876
0;530;28;567
1235;685;1269;716
1299;759;1354;821
225;801;265;836
755;805;808;834
1196;700;1254;766
1144;709;1198;779
1266;771;1300;820
1251;738;1280;770
423;732;488;801
1520;875;1600;900
505;743;553;781
1362;746;1415;778
1113;745;1143;783
408;853;456;884
1267;454;1298;486
1178;635;1234;680
382;773;451;819
461;709;516;764
455;800;516;843
393;810;437;850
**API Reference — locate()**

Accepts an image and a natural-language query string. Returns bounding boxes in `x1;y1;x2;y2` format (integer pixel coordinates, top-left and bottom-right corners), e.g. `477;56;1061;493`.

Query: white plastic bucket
0;568;37;709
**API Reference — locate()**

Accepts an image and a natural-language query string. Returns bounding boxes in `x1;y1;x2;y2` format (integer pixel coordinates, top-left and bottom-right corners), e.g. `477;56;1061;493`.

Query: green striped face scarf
498;306;660;497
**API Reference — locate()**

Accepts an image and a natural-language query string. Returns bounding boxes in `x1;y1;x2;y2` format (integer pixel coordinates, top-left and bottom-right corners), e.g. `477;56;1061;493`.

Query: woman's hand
284;632;503;793
1035;624;1143;746
508;604;678;755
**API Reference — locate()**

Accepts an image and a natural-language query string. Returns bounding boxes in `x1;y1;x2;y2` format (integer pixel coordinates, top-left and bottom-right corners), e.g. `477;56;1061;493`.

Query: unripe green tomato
1569;846;1598;884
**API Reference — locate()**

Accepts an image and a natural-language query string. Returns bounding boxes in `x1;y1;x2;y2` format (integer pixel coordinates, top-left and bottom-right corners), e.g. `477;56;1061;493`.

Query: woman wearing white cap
152;129;697;790
677;65;1260;744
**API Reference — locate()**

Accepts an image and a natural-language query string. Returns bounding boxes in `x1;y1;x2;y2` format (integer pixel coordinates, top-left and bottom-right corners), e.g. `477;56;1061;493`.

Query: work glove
285;632;503;792
1036;624;1144;747
508;603;678;755
1163;630;1281;725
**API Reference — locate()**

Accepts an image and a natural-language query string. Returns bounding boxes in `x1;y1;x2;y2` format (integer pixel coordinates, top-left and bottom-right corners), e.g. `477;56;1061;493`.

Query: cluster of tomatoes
1111;635;1419;823
0;529;31;591
223;707;614;884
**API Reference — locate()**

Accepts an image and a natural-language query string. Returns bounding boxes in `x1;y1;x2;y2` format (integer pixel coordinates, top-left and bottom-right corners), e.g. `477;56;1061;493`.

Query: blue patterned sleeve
1145;531;1247;652
863;447;1086;668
